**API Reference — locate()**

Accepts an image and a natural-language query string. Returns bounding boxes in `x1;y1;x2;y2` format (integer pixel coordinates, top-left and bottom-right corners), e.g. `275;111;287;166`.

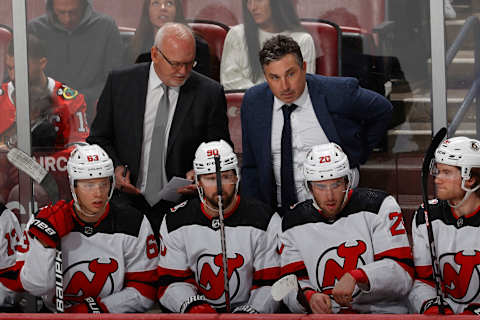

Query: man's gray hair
259;35;304;68
154;22;195;49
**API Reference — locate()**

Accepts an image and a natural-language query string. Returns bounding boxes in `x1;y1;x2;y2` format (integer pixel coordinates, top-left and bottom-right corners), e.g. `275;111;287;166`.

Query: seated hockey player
409;137;480;315
19;144;158;313
0;204;22;311
157;140;279;313
280;143;413;313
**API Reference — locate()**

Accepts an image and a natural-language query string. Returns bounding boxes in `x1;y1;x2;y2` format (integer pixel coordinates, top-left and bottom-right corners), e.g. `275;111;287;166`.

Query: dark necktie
281;104;298;208
144;84;169;206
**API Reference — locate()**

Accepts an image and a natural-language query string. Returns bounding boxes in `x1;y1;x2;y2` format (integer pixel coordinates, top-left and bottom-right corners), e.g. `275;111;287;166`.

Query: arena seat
225;90;244;156
182;0;241;27
187;20;229;82
0;25;12;82
300;19;342;76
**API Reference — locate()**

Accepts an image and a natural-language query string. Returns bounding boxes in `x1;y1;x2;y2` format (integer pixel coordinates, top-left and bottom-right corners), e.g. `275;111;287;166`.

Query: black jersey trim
0;203;7;217
282;188;389;232
415;200;480;228
166;197;274;233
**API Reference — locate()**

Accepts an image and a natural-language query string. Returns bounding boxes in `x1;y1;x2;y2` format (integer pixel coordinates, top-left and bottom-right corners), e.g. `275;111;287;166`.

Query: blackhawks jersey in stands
280;188;413;313
0;78;89;148
157;196;280;313
19;201;158;313
409;199;480;314
0;204;22;308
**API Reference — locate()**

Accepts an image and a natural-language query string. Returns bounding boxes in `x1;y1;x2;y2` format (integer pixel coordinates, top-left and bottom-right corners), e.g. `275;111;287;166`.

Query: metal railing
446;16;480;137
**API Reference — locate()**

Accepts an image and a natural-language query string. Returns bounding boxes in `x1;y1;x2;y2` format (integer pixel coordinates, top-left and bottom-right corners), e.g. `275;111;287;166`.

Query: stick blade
7;148;60;202
271;274;299;301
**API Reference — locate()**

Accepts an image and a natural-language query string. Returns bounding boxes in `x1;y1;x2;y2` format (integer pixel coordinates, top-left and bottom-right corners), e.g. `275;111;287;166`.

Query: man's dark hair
259;35;304;68
7;33;47;60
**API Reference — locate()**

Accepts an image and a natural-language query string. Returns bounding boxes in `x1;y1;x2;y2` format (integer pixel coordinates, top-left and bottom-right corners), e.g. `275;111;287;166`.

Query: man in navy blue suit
241;35;392;213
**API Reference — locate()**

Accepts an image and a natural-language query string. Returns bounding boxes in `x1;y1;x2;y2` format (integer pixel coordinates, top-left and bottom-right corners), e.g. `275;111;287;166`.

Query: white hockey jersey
409;199;480;314
19;201;159;313
157;196;280;313
280;188;413;313
0;204;22;308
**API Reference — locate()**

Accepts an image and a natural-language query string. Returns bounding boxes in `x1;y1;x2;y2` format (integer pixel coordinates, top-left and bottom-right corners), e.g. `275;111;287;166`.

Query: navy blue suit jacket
240;74;392;208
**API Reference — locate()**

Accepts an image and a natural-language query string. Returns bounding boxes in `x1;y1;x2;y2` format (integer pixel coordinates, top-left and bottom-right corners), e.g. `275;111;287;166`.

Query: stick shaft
214;155;231;312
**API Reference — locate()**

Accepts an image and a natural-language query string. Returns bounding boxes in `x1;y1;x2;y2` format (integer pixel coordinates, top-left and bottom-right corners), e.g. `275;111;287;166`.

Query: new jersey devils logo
440;250;480;303
316;240;367;295
64;258;119;303
197;253;244;306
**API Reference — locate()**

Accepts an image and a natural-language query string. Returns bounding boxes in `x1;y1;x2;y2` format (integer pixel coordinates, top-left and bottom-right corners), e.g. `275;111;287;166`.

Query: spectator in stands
28;0;123;122
126;0;211;78
241;35;392;213
220;0;316;90
87;23;231;240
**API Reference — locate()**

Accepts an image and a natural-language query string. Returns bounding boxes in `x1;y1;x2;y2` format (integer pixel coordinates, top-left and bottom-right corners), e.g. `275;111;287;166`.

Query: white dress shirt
271;84;329;206
137;63;179;192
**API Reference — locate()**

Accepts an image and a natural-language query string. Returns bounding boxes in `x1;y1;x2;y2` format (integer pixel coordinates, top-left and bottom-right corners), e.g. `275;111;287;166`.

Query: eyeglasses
157;47;197;69
200;173;237;186
310;180;345;191
76;180;111;191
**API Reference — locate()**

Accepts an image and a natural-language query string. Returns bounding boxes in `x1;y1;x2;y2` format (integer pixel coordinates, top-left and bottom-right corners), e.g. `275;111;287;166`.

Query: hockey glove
65;296;108;313
461;303;480;315
180;294;216;313
28;200;74;248
232;304;259;313
420;297;454;314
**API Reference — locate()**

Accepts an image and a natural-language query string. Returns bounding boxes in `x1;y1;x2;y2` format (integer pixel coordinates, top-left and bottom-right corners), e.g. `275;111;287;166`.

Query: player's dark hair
7;33;47;60
259;35;304;69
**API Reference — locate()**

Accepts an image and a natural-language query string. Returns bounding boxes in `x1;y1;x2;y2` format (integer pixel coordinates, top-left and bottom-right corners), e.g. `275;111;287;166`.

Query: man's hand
28;200;74;248
332;272;356;307
309;292;332;314
114;165;140;194
177;169;196;195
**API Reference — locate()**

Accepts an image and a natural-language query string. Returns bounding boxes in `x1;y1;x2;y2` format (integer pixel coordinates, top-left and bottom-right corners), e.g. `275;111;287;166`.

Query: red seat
0;25;12;81
225;91;244;155
182;0;242;27
188;20;229;82
300;20;341;76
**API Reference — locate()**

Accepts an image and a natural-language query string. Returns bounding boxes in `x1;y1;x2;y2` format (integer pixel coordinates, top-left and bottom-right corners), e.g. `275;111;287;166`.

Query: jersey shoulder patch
170;200;188;213
57;85;78;100
282;200;320;232
342;188;389;216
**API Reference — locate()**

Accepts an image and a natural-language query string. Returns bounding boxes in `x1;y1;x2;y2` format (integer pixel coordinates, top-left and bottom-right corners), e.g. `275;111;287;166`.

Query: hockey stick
214;155;231;312
421;127;447;314
6;147;59;203
271;274;312;313
6;147;63;312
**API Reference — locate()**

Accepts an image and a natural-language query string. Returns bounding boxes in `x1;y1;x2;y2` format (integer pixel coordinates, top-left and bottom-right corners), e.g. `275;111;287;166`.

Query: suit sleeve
279;225;315;313
100;216;158;313
157;216;198;312
86;72;120;168
240;91;260;199
205;83;232;147
358;196;413;299
347;80;393;153
408;208;437;313
247;217;281;313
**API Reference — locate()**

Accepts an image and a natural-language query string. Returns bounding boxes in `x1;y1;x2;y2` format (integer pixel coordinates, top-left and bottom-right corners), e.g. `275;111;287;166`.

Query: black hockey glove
420;297;453;314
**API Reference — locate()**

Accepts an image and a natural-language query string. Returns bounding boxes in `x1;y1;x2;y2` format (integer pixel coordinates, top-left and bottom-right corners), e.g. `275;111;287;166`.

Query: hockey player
157;140;280;313
0;204;22;311
409;137;480;315
280;143;413;313
18;144;158;313
0;34;89;149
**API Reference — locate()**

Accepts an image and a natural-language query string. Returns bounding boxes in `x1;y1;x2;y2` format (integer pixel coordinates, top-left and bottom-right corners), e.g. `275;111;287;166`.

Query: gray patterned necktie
144;83;169;206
